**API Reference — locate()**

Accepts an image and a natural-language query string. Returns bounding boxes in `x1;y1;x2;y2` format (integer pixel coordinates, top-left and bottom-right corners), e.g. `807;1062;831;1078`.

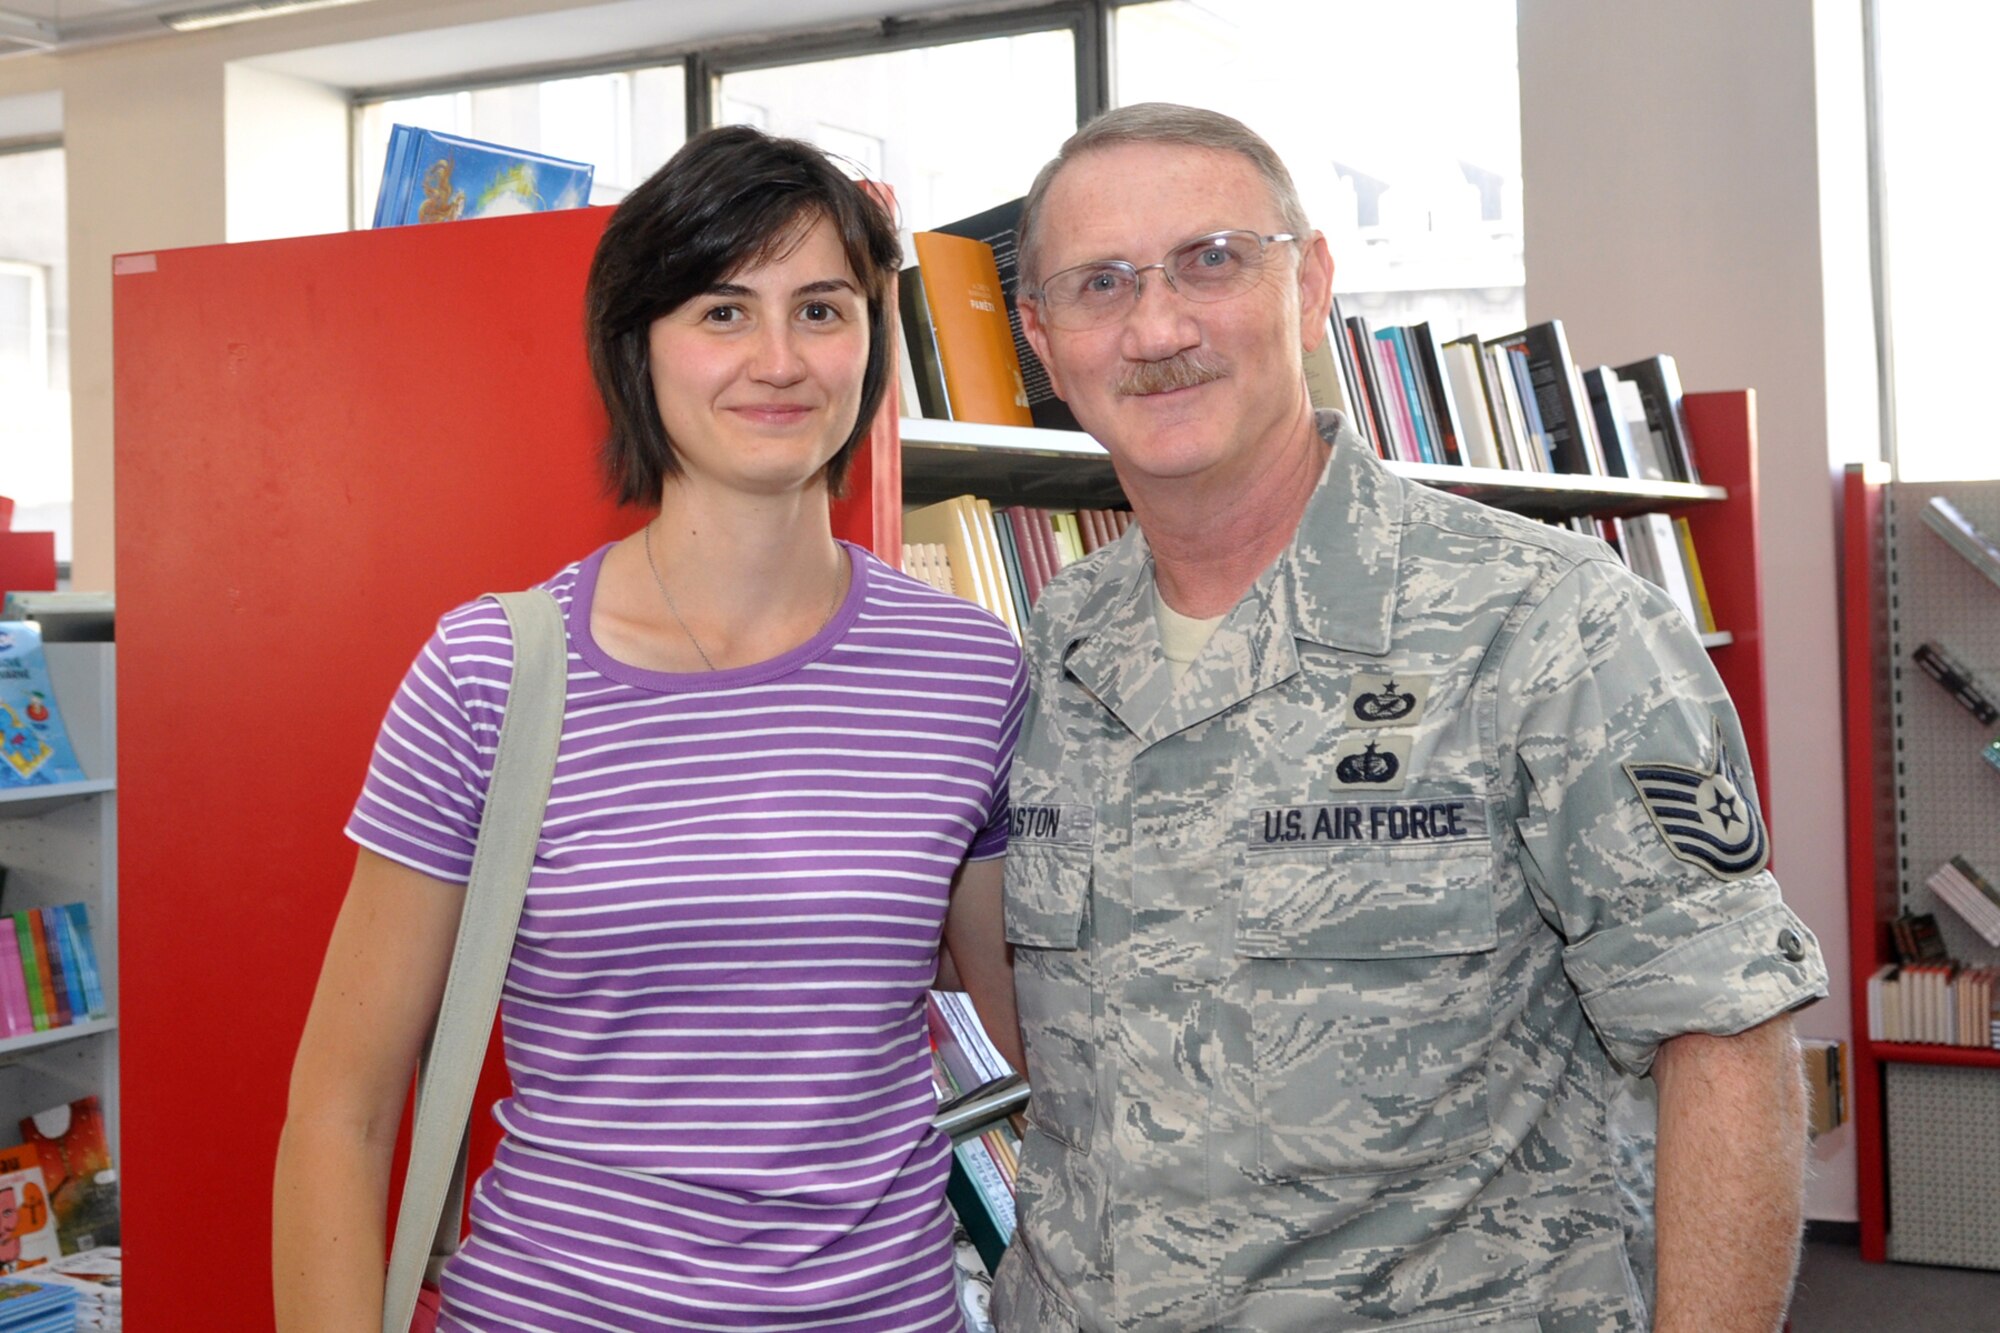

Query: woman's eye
703;305;741;324
802;301;839;323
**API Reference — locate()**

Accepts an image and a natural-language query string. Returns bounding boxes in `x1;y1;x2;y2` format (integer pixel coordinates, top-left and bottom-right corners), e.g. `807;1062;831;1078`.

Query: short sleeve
966;650;1030;862
1498;555;1827;1075
344;602;515;883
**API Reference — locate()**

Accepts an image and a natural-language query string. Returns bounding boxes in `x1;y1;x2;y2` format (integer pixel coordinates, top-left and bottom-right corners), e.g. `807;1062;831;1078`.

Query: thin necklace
641;519;843;672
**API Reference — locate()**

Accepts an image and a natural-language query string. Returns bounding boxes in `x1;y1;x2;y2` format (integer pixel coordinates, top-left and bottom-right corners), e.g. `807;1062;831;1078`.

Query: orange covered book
910;232;1033;428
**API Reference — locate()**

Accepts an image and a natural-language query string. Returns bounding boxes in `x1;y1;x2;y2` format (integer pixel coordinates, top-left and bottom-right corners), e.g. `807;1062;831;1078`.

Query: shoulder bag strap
382;588;566;1333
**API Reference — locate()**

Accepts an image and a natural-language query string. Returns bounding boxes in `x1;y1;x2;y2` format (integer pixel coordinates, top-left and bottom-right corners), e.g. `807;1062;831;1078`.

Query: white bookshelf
0;642;118;1157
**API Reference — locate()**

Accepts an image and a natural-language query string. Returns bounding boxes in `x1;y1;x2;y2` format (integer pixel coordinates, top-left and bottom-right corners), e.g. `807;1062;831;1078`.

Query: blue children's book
371;125;595;229
0;623;85;788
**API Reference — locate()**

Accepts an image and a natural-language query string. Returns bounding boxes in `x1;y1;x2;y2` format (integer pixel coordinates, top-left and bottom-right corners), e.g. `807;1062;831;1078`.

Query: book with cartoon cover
0;1145;60;1273
0;623;85;788
372;125;595;229
18;1101;116;1256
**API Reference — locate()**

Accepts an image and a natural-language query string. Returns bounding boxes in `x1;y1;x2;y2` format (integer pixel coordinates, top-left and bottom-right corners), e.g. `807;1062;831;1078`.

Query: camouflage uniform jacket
992;413;1827;1332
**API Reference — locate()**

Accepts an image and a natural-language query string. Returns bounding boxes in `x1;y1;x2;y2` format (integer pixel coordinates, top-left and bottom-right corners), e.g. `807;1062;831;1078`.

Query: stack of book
1927;857;2000;947
17;1251;117;1332
926;991;1026;1273
1312;309;1700;485
1867;911;2000;1047
0;1280;73;1332
0;907;107;1041
904;498;1133;638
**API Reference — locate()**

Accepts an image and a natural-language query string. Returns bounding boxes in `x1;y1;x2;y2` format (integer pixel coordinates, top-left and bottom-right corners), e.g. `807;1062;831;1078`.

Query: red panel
1839;463;1892;1261
114;209;630;1329
1677;391;1771;821
0;530;57;601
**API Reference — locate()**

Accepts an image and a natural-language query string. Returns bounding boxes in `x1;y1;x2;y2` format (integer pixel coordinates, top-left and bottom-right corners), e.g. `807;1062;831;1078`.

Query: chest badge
1330;734;1411;789
1348;673;1433;728
1623;721;1769;880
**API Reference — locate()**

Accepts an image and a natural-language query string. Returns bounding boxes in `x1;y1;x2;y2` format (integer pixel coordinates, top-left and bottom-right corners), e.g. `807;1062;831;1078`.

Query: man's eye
1083;270;1123;294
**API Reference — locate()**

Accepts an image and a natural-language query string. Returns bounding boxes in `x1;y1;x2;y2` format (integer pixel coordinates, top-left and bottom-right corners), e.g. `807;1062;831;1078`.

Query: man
993;102;1827;1333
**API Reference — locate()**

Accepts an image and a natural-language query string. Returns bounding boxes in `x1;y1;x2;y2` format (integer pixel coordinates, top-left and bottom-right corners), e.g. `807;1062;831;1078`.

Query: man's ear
1297;231;1335;352
1020;296;1068;401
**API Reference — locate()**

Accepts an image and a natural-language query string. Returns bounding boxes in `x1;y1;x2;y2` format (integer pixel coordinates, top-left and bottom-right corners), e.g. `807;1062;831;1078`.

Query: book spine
46;907;87;1026
61;905;106;1021
0;931;29;1038
955;1134;1017;1241
33;909;71;1027
946;1147;1009;1273
13;914;47;1032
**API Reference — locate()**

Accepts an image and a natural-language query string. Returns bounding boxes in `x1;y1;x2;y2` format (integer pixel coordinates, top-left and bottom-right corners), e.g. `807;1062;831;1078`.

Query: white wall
224;64;349;243
1520;0;1871;1223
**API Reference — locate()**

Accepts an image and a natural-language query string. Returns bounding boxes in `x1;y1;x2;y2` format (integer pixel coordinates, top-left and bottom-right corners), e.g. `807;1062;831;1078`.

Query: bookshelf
1840;467;2000;1267
0;643;118;1147
106;204;1772;1327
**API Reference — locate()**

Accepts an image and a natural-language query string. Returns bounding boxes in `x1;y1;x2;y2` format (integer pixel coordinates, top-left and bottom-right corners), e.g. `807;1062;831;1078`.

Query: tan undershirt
1154;586;1227;686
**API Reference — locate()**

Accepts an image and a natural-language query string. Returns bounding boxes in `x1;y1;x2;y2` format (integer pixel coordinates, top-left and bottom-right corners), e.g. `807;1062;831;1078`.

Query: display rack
1841;468;2000;1266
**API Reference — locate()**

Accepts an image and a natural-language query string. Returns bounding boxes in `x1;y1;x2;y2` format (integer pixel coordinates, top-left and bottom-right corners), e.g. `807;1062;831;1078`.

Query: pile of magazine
0;1277;74;1332
19;1250;117;1331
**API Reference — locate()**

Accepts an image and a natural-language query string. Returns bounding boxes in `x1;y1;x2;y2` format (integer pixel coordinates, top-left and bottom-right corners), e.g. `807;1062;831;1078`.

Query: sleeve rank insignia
1623;720;1770;879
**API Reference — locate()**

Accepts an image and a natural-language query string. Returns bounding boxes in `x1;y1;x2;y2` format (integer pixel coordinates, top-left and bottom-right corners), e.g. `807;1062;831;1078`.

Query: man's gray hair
1016;102;1313;290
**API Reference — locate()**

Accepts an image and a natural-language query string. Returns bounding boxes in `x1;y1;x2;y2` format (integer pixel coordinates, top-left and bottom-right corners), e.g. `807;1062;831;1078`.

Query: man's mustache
1118;350;1227;397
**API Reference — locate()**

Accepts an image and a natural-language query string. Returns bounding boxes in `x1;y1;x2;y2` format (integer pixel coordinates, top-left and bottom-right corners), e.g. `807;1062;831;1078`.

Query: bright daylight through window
0;147;70;563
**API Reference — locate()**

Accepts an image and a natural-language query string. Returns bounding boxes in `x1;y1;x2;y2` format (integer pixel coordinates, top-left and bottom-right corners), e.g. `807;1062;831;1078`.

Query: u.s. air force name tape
1245;796;1489;850
1009;803;1094;847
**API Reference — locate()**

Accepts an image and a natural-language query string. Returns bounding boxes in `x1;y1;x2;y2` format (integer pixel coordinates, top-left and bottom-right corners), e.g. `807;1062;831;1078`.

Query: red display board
112;207;896;1327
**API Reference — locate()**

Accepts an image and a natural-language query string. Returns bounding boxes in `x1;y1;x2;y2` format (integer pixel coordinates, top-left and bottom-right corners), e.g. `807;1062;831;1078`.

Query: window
1113;0;1523;340
0;146;70;561
715;31;1078;235
1871;2;1998;479
354;67;687;225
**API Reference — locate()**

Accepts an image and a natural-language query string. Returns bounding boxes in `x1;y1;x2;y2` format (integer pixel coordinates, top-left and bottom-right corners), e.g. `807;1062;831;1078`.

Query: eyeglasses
1030;230;1299;331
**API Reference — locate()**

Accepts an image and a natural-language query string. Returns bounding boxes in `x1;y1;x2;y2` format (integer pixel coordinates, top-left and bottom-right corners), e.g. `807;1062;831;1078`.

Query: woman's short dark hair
584;125;903;505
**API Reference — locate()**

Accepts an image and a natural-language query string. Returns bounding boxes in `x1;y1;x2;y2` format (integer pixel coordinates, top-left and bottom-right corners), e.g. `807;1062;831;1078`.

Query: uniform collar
1058;411;1403;743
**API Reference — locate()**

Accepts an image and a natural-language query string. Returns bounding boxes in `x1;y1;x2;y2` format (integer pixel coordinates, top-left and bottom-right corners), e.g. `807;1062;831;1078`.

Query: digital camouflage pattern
993;413;1827;1332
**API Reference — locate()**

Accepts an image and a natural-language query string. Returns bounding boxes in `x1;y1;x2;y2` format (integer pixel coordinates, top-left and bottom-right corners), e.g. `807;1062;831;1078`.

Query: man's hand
1652;1013;1809;1333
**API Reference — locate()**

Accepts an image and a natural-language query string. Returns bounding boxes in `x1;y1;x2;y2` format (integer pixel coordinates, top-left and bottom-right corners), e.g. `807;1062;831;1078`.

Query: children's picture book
0;622;85;787
18;1100;116;1256
0;1145;60;1273
371;125;595;229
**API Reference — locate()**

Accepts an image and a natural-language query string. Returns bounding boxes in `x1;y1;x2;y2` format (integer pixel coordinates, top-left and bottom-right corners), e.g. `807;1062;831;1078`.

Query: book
931;198;1081;432
903;498;989;609
0;1278;73;1328
1441;335;1505;470
1580;365;1639;478
1926;858;2000;948
19;1100;118;1255
898;266;953;420
0;1145;59;1273
21;919;61;1032
1920;496;2000;594
910;232;1034;428
1405;322;1466;466
947;1135;1016;1273
55;908;103;1023
1672;518;1721;635
1490;321;1601;474
1342;312;1397;460
10;920;44;1035
1613;355;1699;483
371;125;594;229
1379;328;1437;464
0;623;87;787
0;935;29;1040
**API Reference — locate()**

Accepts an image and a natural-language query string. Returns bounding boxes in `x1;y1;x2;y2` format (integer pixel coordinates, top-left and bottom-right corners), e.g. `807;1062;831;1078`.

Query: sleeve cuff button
1777;928;1807;963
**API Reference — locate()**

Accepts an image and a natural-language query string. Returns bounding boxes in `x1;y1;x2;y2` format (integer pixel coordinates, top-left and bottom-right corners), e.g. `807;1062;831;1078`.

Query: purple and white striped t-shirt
347;541;1025;1332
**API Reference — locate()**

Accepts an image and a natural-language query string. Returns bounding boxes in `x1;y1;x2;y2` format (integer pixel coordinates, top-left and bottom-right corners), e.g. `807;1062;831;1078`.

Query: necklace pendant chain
642;520;843;673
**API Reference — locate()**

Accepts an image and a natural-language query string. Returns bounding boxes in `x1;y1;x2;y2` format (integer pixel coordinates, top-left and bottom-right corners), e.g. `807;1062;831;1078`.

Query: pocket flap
1237;850;1496;959
1005;845;1089;949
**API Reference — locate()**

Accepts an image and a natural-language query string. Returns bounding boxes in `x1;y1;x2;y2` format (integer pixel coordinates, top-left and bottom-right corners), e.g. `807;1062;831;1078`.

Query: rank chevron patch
1622;721;1770;879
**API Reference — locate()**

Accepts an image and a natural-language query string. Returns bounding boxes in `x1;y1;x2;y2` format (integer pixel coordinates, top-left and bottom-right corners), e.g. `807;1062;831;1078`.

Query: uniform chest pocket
1237;845;1498;1180
1004;844;1097;1152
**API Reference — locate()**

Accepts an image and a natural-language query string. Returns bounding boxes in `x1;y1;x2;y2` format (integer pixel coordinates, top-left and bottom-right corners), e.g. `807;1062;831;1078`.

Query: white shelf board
0;779;116;819
0;1017;116;1064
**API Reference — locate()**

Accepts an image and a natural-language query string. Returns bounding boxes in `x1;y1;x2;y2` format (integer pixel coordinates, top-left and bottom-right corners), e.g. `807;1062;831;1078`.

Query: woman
273;126;1025;1332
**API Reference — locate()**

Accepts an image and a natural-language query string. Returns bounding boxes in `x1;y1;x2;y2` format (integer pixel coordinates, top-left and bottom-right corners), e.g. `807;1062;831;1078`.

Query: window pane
717;31;1077;234
355;67;686;224
1115;0;1522;341
1875;3;2000;480
0;147;71;562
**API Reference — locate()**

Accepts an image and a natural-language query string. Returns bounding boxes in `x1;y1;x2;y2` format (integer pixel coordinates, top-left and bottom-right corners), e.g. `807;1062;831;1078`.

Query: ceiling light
160;0;375;33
